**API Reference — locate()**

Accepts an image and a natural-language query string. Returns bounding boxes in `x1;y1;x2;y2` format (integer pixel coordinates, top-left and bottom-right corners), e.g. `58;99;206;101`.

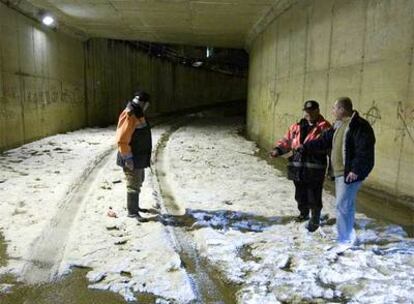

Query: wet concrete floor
0;268;158;304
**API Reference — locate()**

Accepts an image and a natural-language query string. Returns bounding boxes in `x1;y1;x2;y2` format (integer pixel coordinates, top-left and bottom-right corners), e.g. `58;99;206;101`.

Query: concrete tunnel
0;0;414;302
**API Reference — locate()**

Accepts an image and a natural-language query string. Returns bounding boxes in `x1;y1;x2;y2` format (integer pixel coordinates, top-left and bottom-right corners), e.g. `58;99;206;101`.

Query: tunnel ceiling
24;0;275;48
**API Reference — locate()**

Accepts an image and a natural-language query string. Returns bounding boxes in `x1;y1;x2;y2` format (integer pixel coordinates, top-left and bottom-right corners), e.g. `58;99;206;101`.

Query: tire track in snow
152;120;237;304
22;148;116;283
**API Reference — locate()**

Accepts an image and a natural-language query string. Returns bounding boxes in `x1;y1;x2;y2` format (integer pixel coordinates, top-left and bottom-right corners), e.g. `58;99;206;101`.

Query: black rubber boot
294;210;310;222
127;192;139;217
306;209;321;232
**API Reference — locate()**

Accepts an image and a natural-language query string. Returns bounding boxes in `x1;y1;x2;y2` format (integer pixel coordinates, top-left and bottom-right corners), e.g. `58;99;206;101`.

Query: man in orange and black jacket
270;100;331;232
115;91;152;219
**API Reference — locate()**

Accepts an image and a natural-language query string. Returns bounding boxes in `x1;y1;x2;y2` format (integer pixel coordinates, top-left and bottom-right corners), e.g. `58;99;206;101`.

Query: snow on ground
0;114;413;303
0;128;115;274
0;126;195;303
165;116;414;304
58;127;195;303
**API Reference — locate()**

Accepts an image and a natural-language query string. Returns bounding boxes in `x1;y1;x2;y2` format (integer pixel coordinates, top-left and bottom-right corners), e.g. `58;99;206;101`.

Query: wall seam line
395;6;414;197
301;2;311;103
324;0;335;114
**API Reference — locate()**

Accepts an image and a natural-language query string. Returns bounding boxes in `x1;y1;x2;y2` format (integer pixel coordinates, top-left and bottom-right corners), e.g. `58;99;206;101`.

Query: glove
295;144;305;154
124;157;134;171
269;148;280;158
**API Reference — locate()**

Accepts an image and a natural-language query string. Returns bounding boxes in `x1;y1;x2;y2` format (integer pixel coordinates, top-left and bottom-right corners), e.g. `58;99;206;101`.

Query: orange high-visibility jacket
274;115;331;182
115;109;147;158
275;115;331;153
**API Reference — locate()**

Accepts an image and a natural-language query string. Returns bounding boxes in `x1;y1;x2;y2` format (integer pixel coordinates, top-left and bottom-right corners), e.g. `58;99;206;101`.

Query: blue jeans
335;176;362;243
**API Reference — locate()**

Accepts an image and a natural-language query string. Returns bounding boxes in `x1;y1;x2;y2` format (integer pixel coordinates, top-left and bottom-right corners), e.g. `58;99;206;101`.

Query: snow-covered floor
0;114;413;303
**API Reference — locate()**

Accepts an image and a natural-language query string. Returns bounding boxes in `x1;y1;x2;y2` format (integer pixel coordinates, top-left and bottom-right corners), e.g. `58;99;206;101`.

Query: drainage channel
22;148;116;284
153;122;238;304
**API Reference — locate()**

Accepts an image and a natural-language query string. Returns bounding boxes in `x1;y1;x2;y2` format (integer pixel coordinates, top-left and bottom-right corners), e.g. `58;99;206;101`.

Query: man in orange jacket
270;100;331;231
115;91;152;218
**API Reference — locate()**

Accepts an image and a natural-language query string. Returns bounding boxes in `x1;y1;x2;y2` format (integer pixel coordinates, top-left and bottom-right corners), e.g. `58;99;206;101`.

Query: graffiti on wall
395;101;414;144
363;100;382;126
2;78;82;106
362;100;414;144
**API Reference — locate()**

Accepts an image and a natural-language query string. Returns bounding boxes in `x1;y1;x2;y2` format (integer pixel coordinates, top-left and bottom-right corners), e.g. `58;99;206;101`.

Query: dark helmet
132;91;150;104
303;100;319;111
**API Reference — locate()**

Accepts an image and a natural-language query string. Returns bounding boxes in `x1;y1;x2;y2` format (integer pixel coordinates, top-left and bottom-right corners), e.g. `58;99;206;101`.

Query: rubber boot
295;209;310;222
127;192;139;217
307;209;321;232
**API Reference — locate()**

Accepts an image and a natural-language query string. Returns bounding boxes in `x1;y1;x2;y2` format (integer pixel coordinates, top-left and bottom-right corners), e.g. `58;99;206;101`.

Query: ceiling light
42;15;55;26
206;47;212;58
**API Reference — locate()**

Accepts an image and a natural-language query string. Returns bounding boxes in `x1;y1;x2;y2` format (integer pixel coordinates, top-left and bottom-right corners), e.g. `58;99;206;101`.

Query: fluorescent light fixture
206;47;213;58
42;15;55;26
192;61;203;67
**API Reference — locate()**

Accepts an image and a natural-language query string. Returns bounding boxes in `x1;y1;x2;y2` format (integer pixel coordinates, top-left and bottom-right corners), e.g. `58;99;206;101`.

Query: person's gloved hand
124;156;134;171
269;148;280;158
295;144;305;154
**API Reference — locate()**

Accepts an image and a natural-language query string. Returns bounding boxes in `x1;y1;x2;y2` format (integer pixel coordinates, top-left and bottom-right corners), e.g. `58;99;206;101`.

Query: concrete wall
247;0;414;201
0;2;86;151
0;3;247;151
84;39;247;126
